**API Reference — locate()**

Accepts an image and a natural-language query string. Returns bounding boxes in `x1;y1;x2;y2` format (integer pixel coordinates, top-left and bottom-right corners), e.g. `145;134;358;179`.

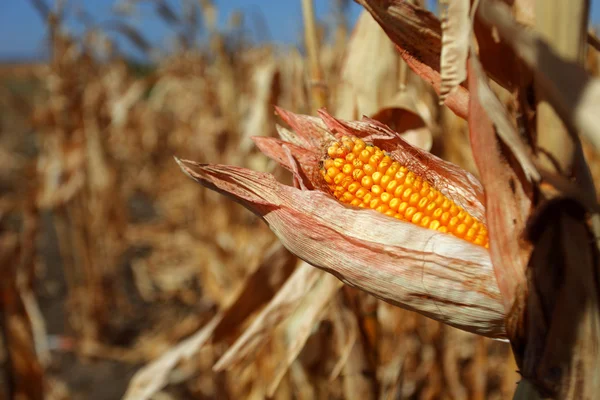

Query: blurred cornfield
2;0;600;399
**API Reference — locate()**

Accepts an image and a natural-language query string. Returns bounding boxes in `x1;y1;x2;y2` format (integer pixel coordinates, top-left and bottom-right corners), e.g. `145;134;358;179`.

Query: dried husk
176;158;505;338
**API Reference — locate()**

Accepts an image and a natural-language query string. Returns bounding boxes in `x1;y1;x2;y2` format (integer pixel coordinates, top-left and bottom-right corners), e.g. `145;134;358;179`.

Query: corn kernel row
320;136;489;248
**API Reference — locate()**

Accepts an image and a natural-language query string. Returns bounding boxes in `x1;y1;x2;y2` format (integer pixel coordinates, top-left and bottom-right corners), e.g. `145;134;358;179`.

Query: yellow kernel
324;174;333;184
432;207;443;219
380;175;392;190
425;201;437;215
361;175;374;189
463;214;474;227
395;170;407;184
457;209;467;220
372;171;383;184
405;207;417;220
380;192;392;204
363;193;373;204
355;188;368;199
386;180;398;194
350;198;361;207
359;150;371;163
333;158;345;169
441;197;451;209
386;164;399;177
429;220;440;230
420;216;430;227
354;140;366;152
409;192;420;206
411;211;423;224
438;226;448;233
402;188;412;201
465;227;477;241
345;152;356;162
413;177;422;191
341;192;354;203
352;158;364;169
327;167;340;178
393;184;404;198
455;224;467;238
449;216;459;229
333;173;346;185
378;158;392;173
339;176;352;189
370;198;382;209
441;212;451;225
342;164;353;175
389;198;401;212
348;182;360;194
376;204;389;213
449;204;460;216
384;209;395;217
341;138;354;149
371;185;383;196
327;145;338;157
369;154;383;168
352;169;365;181
398;202;409;214
363;164;375;176
405;172;416;186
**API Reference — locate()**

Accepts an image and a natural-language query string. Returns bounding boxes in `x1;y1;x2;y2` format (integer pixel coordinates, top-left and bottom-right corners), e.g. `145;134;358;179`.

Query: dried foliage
3;0;600;399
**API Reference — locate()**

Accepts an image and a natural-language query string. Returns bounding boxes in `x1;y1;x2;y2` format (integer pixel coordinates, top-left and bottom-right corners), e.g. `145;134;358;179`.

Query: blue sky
1;0;599;61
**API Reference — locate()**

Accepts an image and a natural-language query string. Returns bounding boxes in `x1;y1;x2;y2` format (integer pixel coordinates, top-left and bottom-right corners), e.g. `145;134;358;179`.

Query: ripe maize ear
320;136;489;248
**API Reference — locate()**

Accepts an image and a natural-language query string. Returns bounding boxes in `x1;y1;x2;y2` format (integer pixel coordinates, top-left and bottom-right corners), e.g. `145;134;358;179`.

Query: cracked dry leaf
177;108;506;338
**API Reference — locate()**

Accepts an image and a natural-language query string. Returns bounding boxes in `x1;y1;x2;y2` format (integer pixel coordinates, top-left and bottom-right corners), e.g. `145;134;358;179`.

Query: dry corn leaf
213;263;327;372
177;109;506;338
439;0;471;101
478;0;600;157
335;10;435;149
124;243;295;400
335;10;400;120
266;271;342;396
467;59;532;311
469;55;539;182
517;198;600;397
241;59;279;154
356;0;470;119
367;103;433;151
123;312;223;400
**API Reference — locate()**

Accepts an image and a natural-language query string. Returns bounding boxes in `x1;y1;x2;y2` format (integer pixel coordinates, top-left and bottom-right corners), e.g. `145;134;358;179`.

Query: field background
2;1;600;399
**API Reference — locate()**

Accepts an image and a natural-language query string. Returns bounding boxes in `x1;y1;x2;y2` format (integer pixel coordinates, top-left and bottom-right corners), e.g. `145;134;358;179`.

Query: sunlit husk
177;161;506;338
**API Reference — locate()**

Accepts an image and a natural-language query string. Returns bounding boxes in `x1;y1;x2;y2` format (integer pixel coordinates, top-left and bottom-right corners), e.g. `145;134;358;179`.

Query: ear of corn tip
321;136;489;248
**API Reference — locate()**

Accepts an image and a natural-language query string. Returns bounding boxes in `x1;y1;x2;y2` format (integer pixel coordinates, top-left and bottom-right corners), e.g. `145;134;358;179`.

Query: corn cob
320;136;489;248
